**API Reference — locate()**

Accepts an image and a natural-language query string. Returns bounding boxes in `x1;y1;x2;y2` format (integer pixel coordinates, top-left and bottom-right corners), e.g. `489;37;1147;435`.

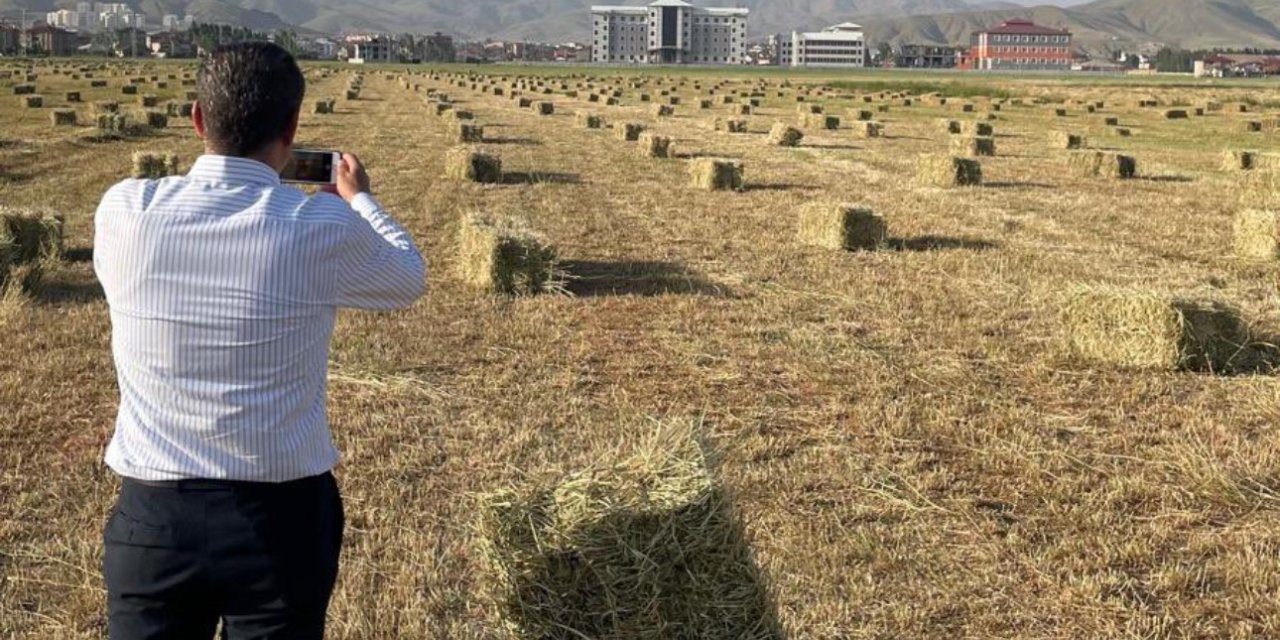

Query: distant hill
2;0;1279;54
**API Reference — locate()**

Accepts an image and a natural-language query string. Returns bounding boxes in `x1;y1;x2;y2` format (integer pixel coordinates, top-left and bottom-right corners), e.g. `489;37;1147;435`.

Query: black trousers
103;472;344;640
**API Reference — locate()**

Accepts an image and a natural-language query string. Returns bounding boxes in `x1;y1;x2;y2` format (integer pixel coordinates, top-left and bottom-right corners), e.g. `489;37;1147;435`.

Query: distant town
0;0;1277;77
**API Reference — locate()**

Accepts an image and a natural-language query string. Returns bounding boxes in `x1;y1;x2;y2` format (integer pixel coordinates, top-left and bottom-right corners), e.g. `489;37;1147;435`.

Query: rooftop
980;19;1070;36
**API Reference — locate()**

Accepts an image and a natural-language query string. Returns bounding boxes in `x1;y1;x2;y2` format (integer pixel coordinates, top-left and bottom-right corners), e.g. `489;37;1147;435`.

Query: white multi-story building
346;34;394;63
779;23;865;67
590;0;748;65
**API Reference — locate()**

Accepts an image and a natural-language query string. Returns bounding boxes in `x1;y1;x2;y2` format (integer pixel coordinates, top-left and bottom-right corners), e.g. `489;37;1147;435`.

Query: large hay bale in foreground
1063;287;1251;372
1067;151;1136;179
797;202;886;251
476;430;780;640
132;152;180;179
917;155;982;187
951;136;996;157
638;132;672;158
689;158;744;192
767;122;803;147
445;147;503;183
457;214;560;295
0;208;63;266
1233;209;1279;260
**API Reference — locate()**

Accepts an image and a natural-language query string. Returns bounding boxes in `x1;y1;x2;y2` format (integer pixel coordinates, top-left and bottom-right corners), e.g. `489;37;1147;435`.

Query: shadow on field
485;137;542;146
501;172;580;185
34;279;104;305
985;182;1056;189
887;235;999;252
742;183;803;192
674;151;728;160
1140;175;1195;184
806;143;861;151
562;260;727;297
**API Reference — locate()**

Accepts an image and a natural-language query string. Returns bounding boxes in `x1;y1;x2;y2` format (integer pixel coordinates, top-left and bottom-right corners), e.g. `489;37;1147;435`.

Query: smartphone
281;149;340;185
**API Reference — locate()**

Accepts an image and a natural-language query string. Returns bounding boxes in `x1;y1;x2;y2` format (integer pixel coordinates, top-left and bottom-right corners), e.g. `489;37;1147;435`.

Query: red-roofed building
963;19;1072;72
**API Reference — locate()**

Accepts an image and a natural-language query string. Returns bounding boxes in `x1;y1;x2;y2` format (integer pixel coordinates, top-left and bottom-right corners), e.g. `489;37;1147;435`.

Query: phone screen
281;150;337;184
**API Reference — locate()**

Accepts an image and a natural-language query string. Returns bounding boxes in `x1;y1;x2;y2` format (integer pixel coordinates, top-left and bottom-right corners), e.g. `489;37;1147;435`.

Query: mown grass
2;58;1280;639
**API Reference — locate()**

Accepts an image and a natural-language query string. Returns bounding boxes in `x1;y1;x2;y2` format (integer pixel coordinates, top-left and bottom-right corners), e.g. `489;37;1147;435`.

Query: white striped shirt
94;155;426;482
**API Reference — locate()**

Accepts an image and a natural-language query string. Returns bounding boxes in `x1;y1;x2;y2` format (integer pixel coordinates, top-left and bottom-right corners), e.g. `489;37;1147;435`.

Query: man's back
95;155;424;482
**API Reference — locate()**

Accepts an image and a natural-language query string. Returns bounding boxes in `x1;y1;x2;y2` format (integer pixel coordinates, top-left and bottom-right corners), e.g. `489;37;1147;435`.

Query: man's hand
332;152;371;203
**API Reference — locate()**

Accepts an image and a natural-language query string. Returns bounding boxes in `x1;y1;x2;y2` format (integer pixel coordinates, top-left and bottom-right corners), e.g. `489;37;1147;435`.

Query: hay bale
855;121;883;138
852;109;874;121
131;151;180;179
1067;151;1136;179
0;208;63;266
139;94;159;108
121;85;138;96
1103;117;1119;126
1223;150;1256;171
962;122;994;137
917;155;982;187
313;99;333;114
952;136;996;157
457;214;560;295
1164;109;1189;119
714;118;747;134
50;109;77;126
1063;286;1252;372
445;147;502;183
12;84;35;95
345;89;359;101
452;122;484;143
475;429;779;640
20;95;43;108
448;109;475;121
1233;209;1279;260
575;112;602;129
615;122;645;141
651;104;674;117
802;113;839;130
938;119;961;135
534;101;554;116
689;158;744;192
1049;131;1085;149
144;110;168;129
1109;127;1132;138
65;91;81;103
638;132;672;158
767;123;803;147
1242;121;1263;133
796;202;886;251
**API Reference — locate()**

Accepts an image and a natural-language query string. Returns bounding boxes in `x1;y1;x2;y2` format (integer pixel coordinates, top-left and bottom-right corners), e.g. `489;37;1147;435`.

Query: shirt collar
187;155;282;187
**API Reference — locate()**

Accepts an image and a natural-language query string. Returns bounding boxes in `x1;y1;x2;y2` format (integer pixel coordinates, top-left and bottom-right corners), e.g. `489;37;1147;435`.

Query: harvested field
3;61;1280;640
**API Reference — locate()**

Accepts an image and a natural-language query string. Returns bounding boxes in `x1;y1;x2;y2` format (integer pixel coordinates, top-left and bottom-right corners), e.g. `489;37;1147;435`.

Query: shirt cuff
350;192;381;215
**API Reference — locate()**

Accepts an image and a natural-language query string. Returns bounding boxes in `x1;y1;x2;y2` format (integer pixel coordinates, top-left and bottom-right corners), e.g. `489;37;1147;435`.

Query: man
93;42;425;638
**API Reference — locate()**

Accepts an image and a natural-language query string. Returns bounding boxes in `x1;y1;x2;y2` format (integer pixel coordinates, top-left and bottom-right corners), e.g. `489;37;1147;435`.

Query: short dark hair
197;42;304;157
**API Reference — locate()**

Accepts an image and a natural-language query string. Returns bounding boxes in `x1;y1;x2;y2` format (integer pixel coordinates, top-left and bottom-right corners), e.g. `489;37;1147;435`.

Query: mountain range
4;0;1280;54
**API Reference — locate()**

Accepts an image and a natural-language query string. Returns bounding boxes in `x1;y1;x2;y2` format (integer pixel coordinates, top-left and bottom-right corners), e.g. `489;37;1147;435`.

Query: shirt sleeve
333;193;426;310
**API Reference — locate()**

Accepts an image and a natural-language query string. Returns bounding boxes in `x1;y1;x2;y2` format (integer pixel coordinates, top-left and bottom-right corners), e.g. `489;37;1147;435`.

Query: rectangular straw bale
689;158;744;192
1049;131;1085;149
1063;286;1251;372
445;146;502;183
855;121;883;138
65;91;81;102
714;117;747;133
0;207;64;266
132;151;180;179
475;428;780;640
962;121;994;137
575;112;602;129
452;122;484;143
652;104;674;117
917;155;982;187
615;122;645;141
50;109;77;126
1223;150;1256;171
1233;209;1279;260
534;101;554;115
938;119;961;134
801;114;839;130
767;122;804;146
638;132;672;158
457;214;560;295
1067;151;1136;179
952;136;995;157
1164;109;1189;119
20;95;43;108
144;110;168;129
797;202;886;251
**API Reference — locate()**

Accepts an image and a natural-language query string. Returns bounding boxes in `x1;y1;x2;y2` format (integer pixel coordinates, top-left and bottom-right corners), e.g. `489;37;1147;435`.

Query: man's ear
282;108;300;148
192;100;206;140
